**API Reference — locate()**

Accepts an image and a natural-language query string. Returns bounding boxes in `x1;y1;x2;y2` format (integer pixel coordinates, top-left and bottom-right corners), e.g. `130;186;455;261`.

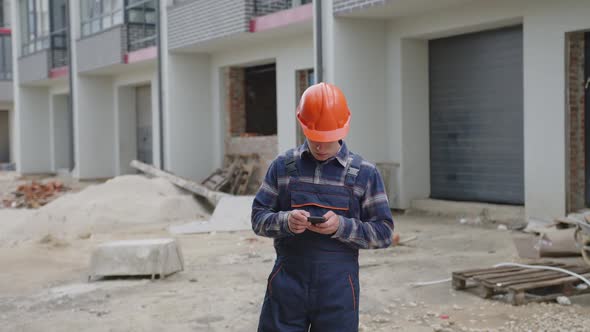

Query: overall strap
344;154;362;187
285;149;299;178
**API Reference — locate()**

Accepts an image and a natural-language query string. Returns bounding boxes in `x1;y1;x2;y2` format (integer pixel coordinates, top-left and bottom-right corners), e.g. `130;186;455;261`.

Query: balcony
17;0;69;85
77;0;157;73
168;0;312;51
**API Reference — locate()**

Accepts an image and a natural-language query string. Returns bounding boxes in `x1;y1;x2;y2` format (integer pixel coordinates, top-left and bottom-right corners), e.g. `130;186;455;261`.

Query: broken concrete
88;238;184;281
168;196;254;234
409;199;525;227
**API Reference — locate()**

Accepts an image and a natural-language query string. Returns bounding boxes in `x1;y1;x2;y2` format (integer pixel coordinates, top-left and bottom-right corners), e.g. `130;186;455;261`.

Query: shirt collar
301;140;349;167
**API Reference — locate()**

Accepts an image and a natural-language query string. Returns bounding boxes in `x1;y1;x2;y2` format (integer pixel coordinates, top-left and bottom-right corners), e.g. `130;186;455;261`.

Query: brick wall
226;67;246;136
168;0;253;50
333;0;389;15
295;69;313;145
567;32;585;212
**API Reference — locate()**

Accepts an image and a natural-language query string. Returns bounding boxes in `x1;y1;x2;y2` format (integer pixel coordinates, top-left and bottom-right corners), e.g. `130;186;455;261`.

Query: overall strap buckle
345;155;362;187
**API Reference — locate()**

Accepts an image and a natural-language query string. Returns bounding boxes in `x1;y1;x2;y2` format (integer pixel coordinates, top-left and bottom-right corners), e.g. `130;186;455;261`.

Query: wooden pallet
452;262;590;305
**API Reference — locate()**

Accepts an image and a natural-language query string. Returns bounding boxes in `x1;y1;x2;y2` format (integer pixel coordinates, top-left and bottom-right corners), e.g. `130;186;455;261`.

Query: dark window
245;64;277;136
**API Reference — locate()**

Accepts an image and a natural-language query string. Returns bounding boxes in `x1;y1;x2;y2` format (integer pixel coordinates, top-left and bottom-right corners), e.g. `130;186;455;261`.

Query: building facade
4;0;590;223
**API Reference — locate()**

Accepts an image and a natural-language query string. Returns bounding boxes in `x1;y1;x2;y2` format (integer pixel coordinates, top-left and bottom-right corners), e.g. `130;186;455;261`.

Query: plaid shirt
251;141;394;249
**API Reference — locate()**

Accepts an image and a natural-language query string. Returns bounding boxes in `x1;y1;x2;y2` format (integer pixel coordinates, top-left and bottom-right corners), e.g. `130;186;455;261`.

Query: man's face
308;140;341;161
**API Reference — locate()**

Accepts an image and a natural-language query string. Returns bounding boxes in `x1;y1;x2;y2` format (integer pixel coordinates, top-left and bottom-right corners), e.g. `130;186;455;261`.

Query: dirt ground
1;207;590;332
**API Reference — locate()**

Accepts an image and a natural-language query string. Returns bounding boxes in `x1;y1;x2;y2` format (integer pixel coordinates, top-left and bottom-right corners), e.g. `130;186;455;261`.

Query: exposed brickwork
295;68;313;145
226;67;247;137
567;32;585;212
333;0;389;15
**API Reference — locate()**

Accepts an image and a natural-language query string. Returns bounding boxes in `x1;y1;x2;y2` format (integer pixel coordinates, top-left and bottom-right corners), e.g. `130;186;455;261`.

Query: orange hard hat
296;82;351;142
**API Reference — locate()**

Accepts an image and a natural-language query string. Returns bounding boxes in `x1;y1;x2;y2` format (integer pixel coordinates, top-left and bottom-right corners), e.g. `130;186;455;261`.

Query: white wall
73;76;116;179
521;0;590;220
15;87;51;173
333;0;590;219
322;14;388;164
400;39;429;208
115;86;137;174
163;53;212;181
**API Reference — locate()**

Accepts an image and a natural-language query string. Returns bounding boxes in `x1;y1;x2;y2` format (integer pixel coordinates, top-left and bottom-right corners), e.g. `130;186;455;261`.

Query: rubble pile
1;181;69;209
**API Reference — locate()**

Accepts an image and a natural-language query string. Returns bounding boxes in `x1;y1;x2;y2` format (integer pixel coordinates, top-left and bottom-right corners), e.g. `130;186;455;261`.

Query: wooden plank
456;266;526;278
452;275;467;290
130;160;226;205
462;262;568;279
476;265;585;285
508;272;590;291
483;268;589;288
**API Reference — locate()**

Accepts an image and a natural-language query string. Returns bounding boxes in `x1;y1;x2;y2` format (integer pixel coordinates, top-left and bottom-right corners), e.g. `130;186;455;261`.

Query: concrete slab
88;238;184;281
408;198;525;227
168;196;254;234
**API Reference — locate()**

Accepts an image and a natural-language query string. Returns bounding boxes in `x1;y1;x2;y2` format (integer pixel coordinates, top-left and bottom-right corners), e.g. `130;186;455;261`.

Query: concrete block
89;238;184;281
168;196;254;234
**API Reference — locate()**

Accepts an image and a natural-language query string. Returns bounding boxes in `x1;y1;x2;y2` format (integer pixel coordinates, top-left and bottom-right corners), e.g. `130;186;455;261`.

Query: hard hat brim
298;116;350;142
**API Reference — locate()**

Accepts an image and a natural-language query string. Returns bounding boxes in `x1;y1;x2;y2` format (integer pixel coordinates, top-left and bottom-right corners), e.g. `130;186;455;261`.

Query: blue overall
258;152;363;332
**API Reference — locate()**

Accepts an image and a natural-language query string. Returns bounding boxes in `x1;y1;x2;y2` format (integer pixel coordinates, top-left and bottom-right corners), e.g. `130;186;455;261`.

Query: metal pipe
314;0;323;83
65;0;75;171
156;0;165;170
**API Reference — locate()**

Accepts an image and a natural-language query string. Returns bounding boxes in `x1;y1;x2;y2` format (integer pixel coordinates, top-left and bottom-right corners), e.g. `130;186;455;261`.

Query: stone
89;238;184;280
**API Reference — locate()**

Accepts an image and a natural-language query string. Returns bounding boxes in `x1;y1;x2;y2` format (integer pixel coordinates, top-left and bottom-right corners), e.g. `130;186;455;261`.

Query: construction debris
168;195;254;235
452;262;590;305
88;238;184;281
130;160;227;206
0;175;210;246
201;154;260;195
1;181;69;209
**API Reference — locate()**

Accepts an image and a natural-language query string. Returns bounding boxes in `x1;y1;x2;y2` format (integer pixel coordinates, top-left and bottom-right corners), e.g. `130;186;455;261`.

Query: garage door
429;26;524;205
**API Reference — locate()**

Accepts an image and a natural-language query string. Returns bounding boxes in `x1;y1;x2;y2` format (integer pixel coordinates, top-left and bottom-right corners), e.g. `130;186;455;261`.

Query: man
251;82;394;332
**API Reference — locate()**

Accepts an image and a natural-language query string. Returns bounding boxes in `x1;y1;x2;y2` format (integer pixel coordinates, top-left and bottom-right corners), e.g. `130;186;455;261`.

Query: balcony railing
125;0;157;52
0;33;11;81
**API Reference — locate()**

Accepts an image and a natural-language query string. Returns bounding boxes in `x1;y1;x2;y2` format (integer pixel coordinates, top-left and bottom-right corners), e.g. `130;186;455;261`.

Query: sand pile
1;175;211;245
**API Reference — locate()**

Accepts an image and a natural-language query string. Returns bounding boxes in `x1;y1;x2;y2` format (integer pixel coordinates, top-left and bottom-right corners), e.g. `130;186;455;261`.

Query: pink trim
249;3;313;32
124;46;157;64
0;28;11;35
49;66;68;79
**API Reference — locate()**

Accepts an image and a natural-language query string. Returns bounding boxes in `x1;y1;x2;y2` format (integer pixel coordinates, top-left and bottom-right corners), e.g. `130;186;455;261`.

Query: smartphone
307;216;326;225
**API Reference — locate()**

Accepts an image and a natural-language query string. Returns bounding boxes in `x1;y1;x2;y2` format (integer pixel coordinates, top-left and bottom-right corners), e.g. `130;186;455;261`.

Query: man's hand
288;209;311;234
307;211;340;235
